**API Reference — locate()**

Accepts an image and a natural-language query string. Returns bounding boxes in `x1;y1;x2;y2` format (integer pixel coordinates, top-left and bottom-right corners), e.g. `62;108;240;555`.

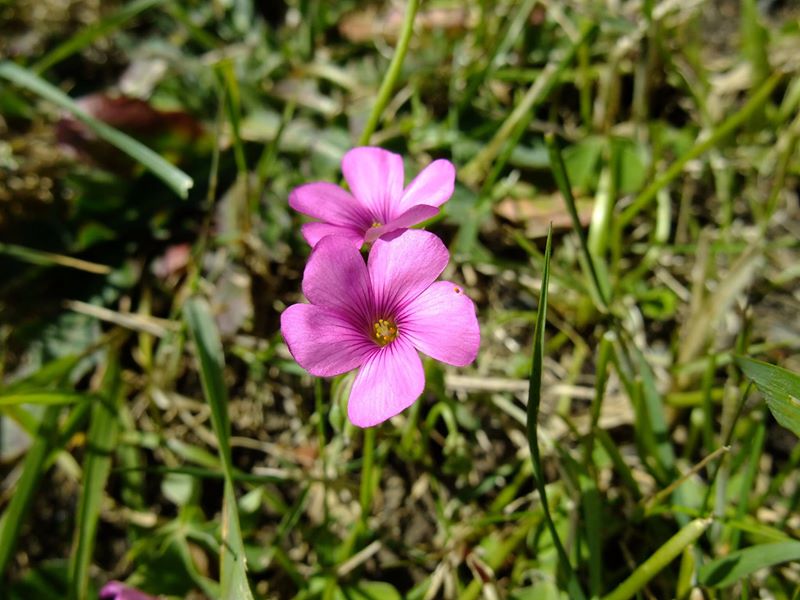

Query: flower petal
397;159;455;212
399;281;480;366
341;146;405;223
289;182;372;229
348;337;424;427
100;581;158;600
301;222;365;248
281;304;374;377
368;229;449;316
363;204;439;243
302;235;373;320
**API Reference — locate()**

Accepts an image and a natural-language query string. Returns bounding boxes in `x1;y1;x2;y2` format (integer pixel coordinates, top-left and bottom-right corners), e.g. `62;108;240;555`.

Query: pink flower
280;229;479;427
100;581;158;600
289;146;455;248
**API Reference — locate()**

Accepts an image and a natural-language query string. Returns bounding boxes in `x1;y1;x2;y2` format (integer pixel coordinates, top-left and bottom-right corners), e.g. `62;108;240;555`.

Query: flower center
372;318;398;346
371;221;382;228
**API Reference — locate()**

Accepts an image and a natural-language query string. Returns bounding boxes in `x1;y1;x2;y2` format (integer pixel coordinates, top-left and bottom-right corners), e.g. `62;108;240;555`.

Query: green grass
2;1;800;599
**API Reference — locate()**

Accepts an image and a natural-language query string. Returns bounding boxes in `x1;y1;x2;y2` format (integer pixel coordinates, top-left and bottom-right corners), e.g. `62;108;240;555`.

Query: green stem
527;228;586;600
357;0;420;145
359;427;376;526
601;518;712;600
546;133;611;310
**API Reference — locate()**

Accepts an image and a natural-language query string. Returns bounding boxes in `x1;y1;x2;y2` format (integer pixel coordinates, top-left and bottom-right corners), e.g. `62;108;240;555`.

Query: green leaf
183;298;233;473
0;391;96;407
336;581;404;600
736;356;800;437
563;136;604;191
221;480;255;600
509;581;565;600
526;226;586;600
68;358;123;600
184;297;255;600
0;61;193;198
699;541;800;588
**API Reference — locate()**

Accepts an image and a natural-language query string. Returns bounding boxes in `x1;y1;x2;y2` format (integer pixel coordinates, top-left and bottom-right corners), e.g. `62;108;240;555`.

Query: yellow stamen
372;318;398;346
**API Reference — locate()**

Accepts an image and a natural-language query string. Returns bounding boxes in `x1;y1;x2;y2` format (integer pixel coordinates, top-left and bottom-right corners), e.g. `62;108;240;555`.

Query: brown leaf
339;5;471;44
495;193;594;238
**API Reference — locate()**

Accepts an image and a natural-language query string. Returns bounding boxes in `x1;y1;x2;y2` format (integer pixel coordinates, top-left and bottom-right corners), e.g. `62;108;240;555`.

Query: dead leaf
495;192;594;238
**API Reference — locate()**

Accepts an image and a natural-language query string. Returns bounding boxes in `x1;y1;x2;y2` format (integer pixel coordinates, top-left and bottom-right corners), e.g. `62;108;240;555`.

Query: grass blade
0;242;111;274
526;225;586;600
183;297;254;600
461;21;596;187
32;0;167;73
699;541;800;588
357;0;420;145
619;72;780;226
0;355;86;576
0;391;96;406
68;358;122;600
602;518;711;600
183;298;233;473
0;407;61;577
0;61;193;199
546;132;611;309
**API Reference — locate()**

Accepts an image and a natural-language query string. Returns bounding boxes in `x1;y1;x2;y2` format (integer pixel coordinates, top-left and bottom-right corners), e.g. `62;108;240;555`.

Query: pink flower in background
289;146;455;248
100;581;157;600
281;230;479;427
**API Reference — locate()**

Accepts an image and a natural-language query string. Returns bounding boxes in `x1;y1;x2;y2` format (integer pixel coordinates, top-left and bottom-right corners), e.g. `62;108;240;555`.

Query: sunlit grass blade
357;0;420;144
736;356;800;437
602;518;711;600
699;540;800;588
68;357;122;600
0;391;96;406
0;242;111;274
525;225;586;600
221;480;254;599
183;297;254;600
32;0;167;73
0;61;193;199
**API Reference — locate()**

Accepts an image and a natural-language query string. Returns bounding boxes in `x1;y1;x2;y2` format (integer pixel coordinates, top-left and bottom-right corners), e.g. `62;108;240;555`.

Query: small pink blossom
100;581;158;600
281;229;479;427
289;146;455;248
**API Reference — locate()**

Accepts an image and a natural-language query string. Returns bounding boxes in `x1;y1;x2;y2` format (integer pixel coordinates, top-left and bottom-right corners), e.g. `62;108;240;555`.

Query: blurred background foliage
1;0;800;598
